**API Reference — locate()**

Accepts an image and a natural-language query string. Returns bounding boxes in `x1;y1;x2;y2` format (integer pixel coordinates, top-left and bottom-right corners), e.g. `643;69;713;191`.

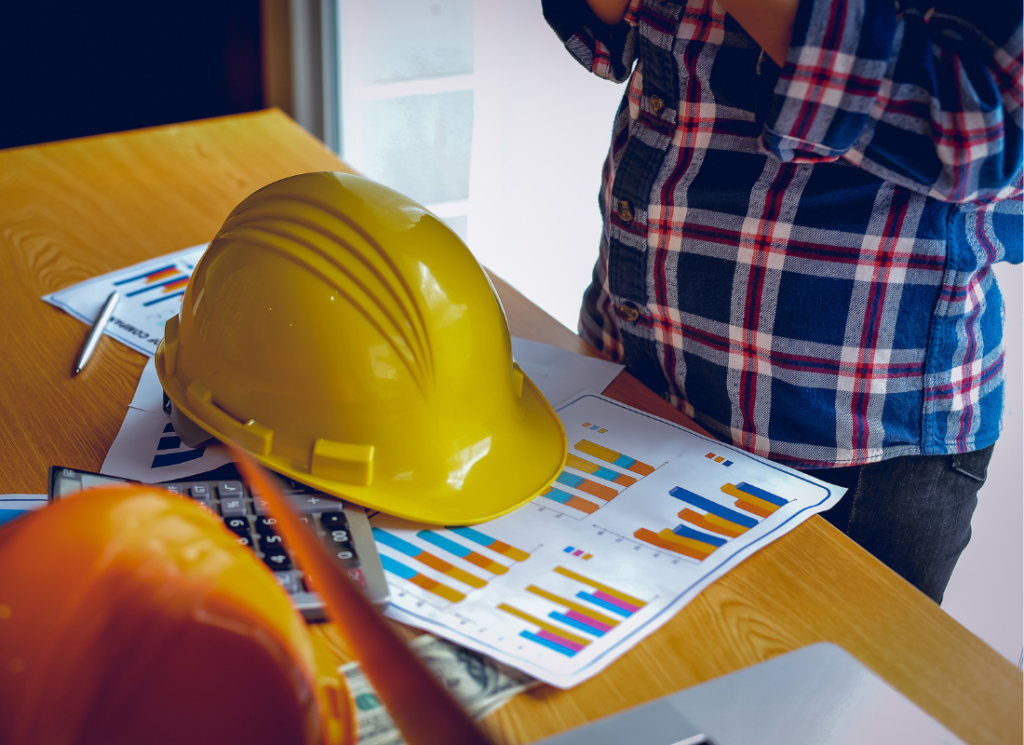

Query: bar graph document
371;393;844;688
42;245;206;357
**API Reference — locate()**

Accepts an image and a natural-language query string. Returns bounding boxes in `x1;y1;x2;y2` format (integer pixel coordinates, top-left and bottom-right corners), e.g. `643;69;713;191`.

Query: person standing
543;0;1023;602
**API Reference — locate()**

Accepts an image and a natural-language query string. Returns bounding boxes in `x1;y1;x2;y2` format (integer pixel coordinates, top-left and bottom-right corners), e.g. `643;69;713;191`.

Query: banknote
339;633;539;744
409;633;538;720
340;661;407;745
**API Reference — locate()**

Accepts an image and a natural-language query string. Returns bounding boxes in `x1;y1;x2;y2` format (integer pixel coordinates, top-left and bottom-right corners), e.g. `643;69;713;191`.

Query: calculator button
332;544;359;567
259;533;286;552
252;497;269;515
233;533;255;549
292;495;345;514
255;516;280;535
319;511;349;529
223;516;249;534
219;498;248;517
274;572;300;594
262;548;293;571
326;528;352;545
217;481;245;499
190;483;211;499
164;484;186;496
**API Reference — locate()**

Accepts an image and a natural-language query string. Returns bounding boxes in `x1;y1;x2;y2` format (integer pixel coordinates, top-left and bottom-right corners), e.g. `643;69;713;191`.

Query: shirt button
618;301;641;322
617;200;633;223
650;95;664;116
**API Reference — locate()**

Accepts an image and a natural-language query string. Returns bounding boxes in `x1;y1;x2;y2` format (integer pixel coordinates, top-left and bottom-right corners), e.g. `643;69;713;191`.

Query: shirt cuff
759;0;898;163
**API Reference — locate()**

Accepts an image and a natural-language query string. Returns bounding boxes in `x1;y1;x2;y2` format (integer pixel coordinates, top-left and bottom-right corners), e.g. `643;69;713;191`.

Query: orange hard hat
0;486;353;745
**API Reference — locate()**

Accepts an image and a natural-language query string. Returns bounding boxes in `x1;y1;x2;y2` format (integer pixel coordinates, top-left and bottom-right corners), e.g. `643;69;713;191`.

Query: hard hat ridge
217;176;435;392
156;172;567;524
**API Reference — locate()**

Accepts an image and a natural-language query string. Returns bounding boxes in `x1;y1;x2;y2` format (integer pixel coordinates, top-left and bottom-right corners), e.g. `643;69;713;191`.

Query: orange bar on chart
553;566;648;609
409;574;465;603
541;487;600;514
735;500;772;518
703;512;751;535
462;553;509;574
526;585;620;628
416;553;488;588
655;529;717;555
575;440;655;476
565;454;637;487
634;528;708;561
721;484;780;514
678;508;744;538
497;604;591;647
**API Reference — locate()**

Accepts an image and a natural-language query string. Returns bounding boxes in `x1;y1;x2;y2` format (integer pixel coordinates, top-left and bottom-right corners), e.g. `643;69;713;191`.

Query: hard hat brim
157;340;567;525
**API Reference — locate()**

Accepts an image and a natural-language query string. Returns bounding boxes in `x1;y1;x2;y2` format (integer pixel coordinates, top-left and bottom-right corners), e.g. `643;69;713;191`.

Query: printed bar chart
446;526;530;561
634;528;710;561
116;263;192;306
540;487;599;515
721;482;788;518
576;440;655;476
373;528;487;588
554;566;647;614
499;604;591;656
565;453;637;486
417;530;509;574
526;585;620;632
555;471;618;501
673;523;727;547
639;481;788;559
678;508;745;538
669;487;758;528
505;568;648;656
379;554;466;603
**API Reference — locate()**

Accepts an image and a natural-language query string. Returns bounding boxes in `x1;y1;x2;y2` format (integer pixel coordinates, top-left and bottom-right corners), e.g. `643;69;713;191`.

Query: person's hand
586;0;631;25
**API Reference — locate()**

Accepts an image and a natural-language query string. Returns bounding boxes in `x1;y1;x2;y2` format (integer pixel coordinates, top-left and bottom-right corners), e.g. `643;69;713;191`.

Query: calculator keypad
169;479;366;602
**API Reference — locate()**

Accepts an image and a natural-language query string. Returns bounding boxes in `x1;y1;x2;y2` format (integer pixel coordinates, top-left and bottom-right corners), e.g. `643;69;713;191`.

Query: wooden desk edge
3;110;1019;745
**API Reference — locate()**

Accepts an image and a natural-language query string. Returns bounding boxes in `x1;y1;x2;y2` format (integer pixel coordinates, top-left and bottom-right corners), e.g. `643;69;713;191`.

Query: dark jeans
800;445;994;604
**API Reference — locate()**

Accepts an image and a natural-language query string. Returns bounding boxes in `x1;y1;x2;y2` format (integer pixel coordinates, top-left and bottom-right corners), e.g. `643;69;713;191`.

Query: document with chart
371;393;844;688
42;244;206;357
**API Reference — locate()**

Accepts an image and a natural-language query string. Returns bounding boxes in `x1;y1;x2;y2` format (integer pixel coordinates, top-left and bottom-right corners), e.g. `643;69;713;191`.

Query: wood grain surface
1;109;1019;744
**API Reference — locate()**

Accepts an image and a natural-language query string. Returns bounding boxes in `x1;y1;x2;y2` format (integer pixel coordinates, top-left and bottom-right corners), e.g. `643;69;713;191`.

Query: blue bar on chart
734;482;787;507
672;523;728;547
668;487;758;528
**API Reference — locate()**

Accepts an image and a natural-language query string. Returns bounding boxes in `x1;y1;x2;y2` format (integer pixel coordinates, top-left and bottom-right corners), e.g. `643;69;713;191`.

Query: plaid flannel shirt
544;0;1024;468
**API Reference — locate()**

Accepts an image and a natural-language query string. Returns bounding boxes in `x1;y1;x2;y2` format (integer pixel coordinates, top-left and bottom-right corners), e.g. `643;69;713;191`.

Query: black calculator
49;465;390;620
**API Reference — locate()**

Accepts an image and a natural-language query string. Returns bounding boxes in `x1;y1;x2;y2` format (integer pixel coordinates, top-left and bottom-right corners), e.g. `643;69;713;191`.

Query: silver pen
74;290;120;375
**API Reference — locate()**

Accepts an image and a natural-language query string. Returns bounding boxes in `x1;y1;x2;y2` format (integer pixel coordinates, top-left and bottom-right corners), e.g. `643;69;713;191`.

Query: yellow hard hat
156;172;566;525
0;486;354;745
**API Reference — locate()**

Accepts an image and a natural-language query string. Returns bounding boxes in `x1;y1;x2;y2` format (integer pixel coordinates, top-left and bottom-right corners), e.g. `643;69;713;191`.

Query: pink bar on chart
566;610;614;632
593;590;641;614
573;549;584;556
537;629;586;652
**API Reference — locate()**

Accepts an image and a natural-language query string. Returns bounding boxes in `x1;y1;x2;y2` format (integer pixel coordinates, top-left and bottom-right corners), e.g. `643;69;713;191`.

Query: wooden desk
1;109;1019;744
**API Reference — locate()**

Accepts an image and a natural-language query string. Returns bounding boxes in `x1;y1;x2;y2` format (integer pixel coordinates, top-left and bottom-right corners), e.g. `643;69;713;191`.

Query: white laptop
535;643;965;745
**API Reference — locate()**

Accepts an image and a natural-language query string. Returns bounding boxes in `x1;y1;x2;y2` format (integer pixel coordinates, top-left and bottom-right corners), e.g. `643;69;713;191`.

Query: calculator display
53;468;131;498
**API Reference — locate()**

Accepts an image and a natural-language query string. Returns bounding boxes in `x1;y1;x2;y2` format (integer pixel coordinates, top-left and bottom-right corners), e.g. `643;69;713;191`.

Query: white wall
941;263;1023;665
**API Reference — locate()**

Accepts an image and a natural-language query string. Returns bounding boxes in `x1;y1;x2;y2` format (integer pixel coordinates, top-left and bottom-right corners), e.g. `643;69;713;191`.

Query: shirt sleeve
542;0;643;83
759;0;1024;205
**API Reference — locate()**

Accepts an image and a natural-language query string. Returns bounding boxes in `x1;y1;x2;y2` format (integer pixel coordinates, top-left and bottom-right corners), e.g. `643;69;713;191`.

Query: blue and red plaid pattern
544;0;1023;467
